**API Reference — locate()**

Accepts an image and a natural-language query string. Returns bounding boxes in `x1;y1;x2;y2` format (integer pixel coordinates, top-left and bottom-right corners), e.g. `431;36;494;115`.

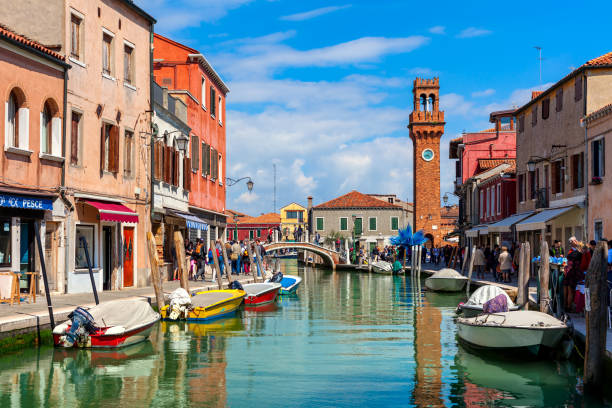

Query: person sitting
563;237;583;312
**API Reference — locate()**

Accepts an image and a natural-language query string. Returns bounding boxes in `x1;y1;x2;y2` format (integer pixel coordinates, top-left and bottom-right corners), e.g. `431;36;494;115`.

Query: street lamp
226;176;254;192
442;191;458;205
175;134;189;154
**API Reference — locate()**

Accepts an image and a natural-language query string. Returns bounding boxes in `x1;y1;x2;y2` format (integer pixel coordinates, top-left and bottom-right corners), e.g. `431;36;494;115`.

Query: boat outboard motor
64;307;96;347
229;280;244;291
269;272;283;283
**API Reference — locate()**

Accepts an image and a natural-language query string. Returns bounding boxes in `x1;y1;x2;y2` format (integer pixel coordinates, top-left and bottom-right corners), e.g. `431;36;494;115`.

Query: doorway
102;226;112;290
123;227;134;287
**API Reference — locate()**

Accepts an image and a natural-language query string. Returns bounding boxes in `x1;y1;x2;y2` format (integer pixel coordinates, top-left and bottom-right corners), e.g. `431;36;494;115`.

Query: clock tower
408;77;445;246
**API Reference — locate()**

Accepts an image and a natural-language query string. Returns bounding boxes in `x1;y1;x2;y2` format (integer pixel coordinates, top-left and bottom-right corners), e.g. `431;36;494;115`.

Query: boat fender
270;272;283;283
455;302;465;315
63;307;96;347
229;281;244;291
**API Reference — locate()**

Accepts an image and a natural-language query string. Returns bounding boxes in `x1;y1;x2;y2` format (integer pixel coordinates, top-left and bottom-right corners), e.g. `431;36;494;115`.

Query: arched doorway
425;233;434;249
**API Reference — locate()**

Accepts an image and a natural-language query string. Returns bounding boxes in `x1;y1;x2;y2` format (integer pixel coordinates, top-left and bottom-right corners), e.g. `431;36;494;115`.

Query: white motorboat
456;311;568;355
425;268;468;292
371;261;393;274
457;285;519;317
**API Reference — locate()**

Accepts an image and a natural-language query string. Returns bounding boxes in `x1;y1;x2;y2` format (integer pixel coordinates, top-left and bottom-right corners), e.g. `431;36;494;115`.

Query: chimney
307;196;313;210
531;91;543;100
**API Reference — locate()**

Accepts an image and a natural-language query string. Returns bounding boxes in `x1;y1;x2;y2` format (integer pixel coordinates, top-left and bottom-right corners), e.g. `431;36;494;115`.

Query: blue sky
139;0;611;216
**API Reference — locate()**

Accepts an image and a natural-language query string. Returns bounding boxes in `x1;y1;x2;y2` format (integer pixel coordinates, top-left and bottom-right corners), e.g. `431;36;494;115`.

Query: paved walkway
0;273;259;338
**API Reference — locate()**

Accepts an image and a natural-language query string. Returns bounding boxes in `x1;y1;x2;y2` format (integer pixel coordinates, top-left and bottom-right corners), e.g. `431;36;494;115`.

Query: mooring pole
80;236;99;305
34;223;55;329
466;246;476;297
539;240;550;313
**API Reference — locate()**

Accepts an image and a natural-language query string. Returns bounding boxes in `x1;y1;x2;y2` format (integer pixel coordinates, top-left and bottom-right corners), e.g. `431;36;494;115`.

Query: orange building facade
153;34;229;246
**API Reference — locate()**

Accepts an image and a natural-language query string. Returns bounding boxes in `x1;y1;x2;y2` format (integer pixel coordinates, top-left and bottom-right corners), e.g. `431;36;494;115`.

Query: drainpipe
61;64;72;294
149;24;155;227
583;72;589;240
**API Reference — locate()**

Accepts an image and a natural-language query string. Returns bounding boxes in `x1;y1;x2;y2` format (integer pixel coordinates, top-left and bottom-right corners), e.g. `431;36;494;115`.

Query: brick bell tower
408;77;445;246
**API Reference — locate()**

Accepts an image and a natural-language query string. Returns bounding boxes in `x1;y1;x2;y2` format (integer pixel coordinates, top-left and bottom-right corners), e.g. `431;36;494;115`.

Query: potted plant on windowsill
591;176;603;185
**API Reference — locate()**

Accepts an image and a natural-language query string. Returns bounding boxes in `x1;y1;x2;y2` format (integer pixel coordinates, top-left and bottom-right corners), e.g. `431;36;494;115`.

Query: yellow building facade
280;202;307;241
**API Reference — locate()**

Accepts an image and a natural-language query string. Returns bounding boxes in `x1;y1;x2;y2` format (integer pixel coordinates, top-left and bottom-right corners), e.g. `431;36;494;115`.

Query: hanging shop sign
0;194;53;211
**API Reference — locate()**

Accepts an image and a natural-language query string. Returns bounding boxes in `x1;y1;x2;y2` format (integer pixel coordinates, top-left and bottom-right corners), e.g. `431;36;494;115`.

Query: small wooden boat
456;311;568;356
425;268;468;292
371;261;393;274
160;289;245;322
242;282;282;306
53;299;160;348
457;285;519;317
276;274;302;294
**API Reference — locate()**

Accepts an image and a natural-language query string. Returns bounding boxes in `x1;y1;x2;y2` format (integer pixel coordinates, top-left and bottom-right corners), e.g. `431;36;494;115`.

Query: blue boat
278;275;302;295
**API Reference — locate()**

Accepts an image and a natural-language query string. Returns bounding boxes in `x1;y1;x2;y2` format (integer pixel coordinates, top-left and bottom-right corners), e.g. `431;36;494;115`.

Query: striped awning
85;200;138;223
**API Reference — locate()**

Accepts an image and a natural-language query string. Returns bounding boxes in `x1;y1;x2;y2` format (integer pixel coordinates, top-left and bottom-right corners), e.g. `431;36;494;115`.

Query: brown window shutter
556;90;563;112
542;99;549;119
164;145;171;183
71;115;79;164
174;149;180;186
158;142;164;180
100;125;105;172
575;76;583;101
109;125;119;173
551;163;557;194
184;157;191;191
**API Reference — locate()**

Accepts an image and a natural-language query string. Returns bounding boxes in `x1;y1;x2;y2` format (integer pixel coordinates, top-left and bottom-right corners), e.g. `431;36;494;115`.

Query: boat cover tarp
466;285;515;307
191;292;235;308
469;311;566;328
483;294;508;314
372;261;392;272
88;300;159;330
280;277;297;287
243;283;278;295
429;268;465;279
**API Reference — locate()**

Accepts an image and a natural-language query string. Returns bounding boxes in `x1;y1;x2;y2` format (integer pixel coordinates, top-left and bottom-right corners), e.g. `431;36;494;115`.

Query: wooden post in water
466;246;476;297
584;241;609;392
146;232;165;311
517;242;531;309
255;244;266;282
517;243;525;307
211;244;224;290
539;240;550;313
246;241;258;282
221;244;234;286
173;231;189;293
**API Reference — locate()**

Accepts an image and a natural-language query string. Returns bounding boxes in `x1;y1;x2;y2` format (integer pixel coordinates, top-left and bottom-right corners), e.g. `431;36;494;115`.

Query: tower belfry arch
408;78;445;246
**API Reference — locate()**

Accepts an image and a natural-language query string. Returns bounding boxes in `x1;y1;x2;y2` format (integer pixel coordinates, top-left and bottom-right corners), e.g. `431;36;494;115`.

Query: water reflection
0;261;604;407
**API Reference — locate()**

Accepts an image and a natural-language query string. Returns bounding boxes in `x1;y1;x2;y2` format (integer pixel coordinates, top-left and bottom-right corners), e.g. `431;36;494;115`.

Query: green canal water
0;261;606;407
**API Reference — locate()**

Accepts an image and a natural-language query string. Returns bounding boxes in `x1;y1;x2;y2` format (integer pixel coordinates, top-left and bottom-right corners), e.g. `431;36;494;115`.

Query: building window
101;123;119;173
340;217;348;231
249;230;254;239
518;115;524;133
123;43;134;84
542;98;550;120
480;189;484;216
6;89;29;150
286;211;304;222
529;170;536;199
201;142;210;177
191;135;199;171
218;152;223;183
551;159;565;194
592;139;605;178
316;217;324;231
257;229;261;238
354;217;363;235
391;217;399;231
41;102;53;154
531;106;538;127
70;14;82;60
369;217;377;231
210;147;218;180
102;32;113;76
218;95;223;125
575;76;583;102
201;77;206;109
75;225;95;269
556;89;563;112
124;130;134;177
571;152;584;190
70;111;81;165
210;86;216;118
594;220;603;241
487;187;491;218
0;218;10;267
518;174;525;202
496;184;501;215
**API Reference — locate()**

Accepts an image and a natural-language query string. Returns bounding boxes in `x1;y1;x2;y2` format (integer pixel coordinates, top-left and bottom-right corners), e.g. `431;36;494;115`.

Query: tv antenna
273;163;277;213
534;46;543;84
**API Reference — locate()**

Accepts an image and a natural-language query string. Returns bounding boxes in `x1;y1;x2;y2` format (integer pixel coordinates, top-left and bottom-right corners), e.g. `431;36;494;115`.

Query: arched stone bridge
263;242;341;270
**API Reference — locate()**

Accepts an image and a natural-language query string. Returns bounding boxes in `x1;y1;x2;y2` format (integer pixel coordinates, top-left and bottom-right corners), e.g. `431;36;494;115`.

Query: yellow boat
161;289;246;322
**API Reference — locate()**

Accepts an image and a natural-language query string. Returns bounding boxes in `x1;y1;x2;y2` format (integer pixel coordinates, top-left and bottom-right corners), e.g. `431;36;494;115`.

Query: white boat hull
371;262;393;274
460;304;520;318
425;276;467;292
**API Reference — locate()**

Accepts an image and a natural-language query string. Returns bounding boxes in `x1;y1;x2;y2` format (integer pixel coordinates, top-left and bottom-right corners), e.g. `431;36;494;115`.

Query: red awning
85;200;139;223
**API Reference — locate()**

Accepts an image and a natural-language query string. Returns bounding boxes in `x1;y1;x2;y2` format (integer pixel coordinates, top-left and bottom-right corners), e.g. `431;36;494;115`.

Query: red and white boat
242;282;282;306
53;299;160;348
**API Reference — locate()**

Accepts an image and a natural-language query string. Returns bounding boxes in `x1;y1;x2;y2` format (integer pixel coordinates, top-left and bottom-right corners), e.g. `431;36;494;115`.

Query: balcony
535;188;549;209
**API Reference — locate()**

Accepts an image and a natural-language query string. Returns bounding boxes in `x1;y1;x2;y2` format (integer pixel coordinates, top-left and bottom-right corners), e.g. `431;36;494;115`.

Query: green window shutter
210;86;216;117
391;217;399;230
257;229;261;237
316;218;324;231
249;230;254;239
369;217;376;231
340;218;347;231
354;218;362;235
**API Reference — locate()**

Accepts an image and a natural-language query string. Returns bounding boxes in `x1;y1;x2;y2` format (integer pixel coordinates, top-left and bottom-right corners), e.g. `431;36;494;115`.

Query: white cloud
280;5;352;21
429;26;445;35
291;159;317;194
235;191;260;204
409;67;436;76
136;0;254;32
472;88;495;98
456;27;492;38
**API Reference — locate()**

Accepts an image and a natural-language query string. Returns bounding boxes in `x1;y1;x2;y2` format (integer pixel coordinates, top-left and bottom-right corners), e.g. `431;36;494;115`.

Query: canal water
0;261;606;407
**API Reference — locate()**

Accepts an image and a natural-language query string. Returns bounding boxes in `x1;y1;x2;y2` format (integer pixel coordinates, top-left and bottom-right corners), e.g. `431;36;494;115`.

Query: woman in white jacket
473;246;486;279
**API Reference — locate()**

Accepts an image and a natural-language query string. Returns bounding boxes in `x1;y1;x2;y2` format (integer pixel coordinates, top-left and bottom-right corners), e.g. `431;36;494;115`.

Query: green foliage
324;230;345;246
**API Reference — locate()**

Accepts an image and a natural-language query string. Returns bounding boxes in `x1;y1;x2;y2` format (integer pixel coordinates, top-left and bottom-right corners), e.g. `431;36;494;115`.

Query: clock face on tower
421;148;434;162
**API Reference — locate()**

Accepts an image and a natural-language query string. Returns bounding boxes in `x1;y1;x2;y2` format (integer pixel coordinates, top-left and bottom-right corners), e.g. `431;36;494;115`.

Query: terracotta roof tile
583;51;612;67
531;91;544;100
477;158;516;170
238;213;280;225
314;190;401;209
450;136;463;143
584;102;612;124
0;24;65;62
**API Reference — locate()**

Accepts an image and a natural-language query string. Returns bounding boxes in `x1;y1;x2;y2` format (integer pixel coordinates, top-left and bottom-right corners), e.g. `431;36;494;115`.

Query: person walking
231;240;241;275
473;246;486;279
563;237;583;312
498;246;512;283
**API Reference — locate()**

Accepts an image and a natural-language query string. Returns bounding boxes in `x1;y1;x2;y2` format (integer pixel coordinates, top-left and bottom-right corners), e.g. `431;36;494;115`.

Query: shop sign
0;194;53;211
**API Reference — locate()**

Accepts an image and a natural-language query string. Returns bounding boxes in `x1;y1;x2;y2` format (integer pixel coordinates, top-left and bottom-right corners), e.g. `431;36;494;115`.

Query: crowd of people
173;239;269;282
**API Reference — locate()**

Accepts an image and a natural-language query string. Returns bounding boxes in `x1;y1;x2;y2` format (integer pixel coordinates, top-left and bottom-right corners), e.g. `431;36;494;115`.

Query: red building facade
153;34;229;244
229;213;280;242
478;170;517;224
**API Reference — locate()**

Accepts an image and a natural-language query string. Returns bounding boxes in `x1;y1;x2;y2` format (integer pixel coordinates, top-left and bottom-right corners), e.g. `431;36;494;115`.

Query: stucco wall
587;113;612;240
0;0;64;49
311;208;405;239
